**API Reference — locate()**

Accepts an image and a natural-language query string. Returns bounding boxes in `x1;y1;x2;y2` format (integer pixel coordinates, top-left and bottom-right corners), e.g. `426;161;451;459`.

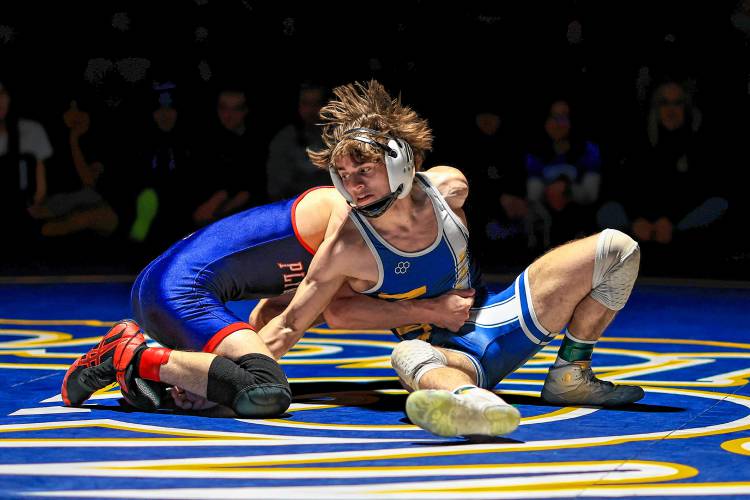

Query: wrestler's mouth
356;194;374;204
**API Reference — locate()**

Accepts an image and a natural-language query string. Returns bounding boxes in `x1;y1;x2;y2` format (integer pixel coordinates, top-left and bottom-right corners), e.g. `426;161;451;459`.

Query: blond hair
307;80;433;170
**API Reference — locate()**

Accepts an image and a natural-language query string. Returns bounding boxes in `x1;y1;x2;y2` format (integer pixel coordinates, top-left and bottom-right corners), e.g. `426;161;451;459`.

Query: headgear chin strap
329;127;415;218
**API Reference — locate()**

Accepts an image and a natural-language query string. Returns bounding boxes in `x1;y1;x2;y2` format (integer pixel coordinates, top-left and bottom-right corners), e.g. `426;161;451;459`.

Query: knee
390;339;447;390
590;229;640;310
207;353;291;418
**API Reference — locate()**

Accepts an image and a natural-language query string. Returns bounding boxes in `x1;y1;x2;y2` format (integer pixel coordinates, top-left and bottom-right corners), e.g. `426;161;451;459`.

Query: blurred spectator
0;79;53;255
731;0;750;41
129;82;196;249
525;98;602;249
461;106;527;262
597;81;728;250
192;87;268;227
26;100;119;239
265;83;329;201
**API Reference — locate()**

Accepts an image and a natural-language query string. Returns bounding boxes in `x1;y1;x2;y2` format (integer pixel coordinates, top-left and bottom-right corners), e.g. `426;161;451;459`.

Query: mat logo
394;261;410;275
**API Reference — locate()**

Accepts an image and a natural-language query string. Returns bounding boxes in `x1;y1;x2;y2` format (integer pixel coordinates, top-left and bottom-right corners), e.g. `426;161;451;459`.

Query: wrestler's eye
360;166;372;175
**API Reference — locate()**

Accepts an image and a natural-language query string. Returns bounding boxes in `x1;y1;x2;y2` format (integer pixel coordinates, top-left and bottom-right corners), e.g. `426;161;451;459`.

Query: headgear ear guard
328;127;415;218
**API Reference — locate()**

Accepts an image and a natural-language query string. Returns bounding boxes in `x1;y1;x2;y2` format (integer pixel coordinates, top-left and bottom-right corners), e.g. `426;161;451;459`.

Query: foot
112;326;166;411
541;361;644;407
61;320;142;406
405;389;520;437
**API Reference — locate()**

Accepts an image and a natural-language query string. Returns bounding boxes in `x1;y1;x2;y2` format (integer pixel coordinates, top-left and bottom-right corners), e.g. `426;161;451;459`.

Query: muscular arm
324;283;475;332
249;294;326;331
257;234;351;359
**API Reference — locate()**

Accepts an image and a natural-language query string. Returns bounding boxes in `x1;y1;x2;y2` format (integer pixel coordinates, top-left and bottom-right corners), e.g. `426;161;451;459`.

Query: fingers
170;387;193;410
450;287;475;297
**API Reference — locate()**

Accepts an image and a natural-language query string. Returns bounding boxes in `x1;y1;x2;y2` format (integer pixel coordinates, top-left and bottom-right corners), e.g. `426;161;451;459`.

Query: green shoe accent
129;188;159;242
558;334;595;363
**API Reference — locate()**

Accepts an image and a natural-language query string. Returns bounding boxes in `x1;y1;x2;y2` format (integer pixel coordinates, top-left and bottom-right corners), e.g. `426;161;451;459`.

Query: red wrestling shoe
61;320;143;406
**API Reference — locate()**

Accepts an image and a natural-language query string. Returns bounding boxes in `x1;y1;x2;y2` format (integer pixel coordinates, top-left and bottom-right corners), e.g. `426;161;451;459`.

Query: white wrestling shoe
405;388;520;437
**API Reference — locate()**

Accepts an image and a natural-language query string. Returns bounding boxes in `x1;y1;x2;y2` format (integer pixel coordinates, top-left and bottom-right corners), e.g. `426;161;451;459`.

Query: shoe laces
579;364;615;389
80;358;116;390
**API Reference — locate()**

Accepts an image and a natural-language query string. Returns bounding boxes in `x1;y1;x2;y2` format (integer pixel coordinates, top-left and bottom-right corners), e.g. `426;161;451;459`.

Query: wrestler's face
334;155;390;206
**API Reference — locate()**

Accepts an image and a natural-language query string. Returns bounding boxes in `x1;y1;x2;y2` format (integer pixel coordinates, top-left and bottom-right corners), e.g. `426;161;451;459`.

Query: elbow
322;301;348;329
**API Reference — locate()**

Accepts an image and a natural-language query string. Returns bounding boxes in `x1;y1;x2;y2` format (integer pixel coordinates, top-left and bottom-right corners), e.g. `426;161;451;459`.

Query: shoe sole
406;391;520;437
541;385;645;407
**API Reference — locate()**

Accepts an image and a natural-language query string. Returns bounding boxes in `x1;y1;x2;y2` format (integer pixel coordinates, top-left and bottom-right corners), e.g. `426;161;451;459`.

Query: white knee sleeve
390;339;447;389
590;229;640;311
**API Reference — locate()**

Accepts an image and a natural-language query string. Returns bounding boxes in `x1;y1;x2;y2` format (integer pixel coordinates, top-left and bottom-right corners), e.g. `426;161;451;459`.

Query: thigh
429;279;553;389
212;329;273;361
131;259;252;352
527;232;599;333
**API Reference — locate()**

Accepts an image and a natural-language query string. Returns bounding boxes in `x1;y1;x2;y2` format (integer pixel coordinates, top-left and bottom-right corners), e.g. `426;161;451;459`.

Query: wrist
406;298;435;325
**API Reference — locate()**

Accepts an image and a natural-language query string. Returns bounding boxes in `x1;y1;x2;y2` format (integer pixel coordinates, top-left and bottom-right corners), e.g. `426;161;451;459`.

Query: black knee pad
206;353;291;418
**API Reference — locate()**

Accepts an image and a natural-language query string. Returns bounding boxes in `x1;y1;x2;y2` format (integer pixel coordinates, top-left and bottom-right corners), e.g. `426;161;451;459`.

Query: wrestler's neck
366;182;433;232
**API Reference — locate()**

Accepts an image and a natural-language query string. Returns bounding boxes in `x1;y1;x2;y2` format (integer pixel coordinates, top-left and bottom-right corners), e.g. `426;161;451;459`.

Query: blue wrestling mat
1;278;749;499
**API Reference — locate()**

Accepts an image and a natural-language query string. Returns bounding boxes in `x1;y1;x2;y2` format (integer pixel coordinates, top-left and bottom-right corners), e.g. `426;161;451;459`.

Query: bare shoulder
422;165;469;210
314;216;377;287
296;186;340;212
317;217;366;265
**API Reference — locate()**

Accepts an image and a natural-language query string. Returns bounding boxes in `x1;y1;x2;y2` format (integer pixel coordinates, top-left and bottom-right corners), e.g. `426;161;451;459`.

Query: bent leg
154;329;289;417
528;229;644;406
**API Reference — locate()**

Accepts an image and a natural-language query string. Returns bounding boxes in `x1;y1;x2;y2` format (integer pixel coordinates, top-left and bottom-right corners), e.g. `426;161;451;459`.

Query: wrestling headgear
329;127;415;218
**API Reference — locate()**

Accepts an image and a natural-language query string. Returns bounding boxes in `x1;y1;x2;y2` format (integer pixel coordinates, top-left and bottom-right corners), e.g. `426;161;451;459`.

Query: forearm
325;295;436;330
69;134;95;186
34;161;47;204
221;191;250;213
257;315;306;359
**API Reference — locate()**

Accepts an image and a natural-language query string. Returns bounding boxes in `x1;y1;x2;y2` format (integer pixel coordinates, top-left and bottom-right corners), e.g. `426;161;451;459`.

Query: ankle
555;329;596;366
138;347;172;382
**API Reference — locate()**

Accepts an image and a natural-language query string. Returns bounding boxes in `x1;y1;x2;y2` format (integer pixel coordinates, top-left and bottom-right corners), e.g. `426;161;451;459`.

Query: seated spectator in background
129;82;196;249
27;99;118;238
265;83;329;201
193;86;268;227
525;99;602;249
597;81;728;247
461;106;527;262
0;79;53;254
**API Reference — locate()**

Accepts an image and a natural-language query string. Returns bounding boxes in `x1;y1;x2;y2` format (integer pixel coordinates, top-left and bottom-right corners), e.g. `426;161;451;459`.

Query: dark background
1;1;748;279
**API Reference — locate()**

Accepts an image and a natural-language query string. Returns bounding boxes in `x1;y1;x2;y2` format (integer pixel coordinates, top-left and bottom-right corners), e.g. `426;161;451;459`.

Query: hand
170;386;217;411
632;218;653;241
27;203;53;220
63;101;90;137
430;288;475;332
500;193;528;220
193;191;228;225
544;180;570;211
653;217;673;244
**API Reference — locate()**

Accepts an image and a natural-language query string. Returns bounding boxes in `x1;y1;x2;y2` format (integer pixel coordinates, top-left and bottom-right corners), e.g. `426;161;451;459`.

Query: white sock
453;385;509;405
